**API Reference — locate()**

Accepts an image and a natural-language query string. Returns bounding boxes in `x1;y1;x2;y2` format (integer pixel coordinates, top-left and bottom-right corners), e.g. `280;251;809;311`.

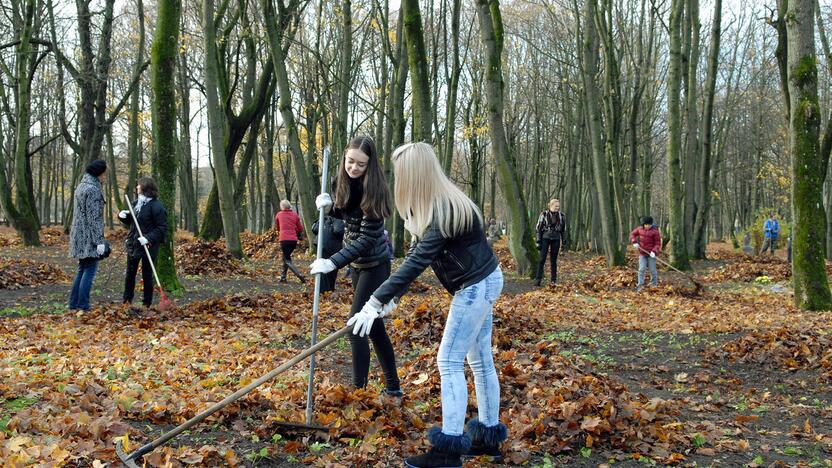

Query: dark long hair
334;136;391;220
138;177;159;198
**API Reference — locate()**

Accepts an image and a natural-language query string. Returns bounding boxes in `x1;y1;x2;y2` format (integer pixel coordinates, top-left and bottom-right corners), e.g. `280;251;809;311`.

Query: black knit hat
86;160;107;177
642;216;654;226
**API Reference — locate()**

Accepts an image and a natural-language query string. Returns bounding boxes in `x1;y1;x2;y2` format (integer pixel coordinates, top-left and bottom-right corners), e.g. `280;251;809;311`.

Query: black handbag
98;240;112;259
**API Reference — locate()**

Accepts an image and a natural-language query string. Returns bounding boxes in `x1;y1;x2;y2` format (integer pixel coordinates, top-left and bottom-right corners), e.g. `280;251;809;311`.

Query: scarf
135;194;151;214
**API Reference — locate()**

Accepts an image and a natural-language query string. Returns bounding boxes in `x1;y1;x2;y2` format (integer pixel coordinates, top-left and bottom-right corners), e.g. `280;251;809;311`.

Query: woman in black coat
118;177;168;307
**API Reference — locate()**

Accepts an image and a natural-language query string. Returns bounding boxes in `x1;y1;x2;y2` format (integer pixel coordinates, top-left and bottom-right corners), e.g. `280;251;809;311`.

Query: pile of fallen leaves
703;257;791;283
240;230;282;260
576;267;637;291
707;327;832;379
0;258;69;289
38;227;66;246
175;239;246;276
240;230;312;260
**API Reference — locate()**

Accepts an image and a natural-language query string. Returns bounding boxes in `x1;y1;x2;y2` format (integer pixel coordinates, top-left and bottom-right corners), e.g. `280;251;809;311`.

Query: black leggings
536;237;561;282
123;246;159;306
349;261;400;391
280;241;303;280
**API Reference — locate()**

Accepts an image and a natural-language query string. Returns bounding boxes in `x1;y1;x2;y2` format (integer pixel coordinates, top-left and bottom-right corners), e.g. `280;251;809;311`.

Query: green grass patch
0;396;39;433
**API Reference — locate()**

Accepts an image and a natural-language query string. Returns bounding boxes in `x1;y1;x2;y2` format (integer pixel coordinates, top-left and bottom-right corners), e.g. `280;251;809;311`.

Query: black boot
404;427;470;468
463;419;507;461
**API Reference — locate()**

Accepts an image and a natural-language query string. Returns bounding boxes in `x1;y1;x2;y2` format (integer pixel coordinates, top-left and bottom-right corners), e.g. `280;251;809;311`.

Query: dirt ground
1;229;830;467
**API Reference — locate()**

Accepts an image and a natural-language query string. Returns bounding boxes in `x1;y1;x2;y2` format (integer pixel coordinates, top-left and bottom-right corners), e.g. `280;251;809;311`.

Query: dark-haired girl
309;136;401;397
118;177;168;308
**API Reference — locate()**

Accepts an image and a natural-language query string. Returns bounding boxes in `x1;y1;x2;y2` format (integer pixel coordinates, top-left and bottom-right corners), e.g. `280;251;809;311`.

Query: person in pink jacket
275;200;306;283
630;216;661;291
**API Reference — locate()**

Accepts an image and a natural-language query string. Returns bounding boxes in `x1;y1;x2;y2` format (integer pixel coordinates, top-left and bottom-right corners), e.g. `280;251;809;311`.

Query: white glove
347;297;382;337
97;244;106;255
118;210;129;219
315;193;333;210
380;299;396;318
632;243;640;250
138;236;149;246
309;258;336;275
649;251;656;258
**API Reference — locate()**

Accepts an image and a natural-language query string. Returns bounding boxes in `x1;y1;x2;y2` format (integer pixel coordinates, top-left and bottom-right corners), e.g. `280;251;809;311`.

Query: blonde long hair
391;142;482;238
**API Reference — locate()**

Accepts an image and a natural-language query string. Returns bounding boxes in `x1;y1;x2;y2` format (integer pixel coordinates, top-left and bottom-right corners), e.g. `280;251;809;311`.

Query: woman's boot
404;427;470;468
463;419;507;461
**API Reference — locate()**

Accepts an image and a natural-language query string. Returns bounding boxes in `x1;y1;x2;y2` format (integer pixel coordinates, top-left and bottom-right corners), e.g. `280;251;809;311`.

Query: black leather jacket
329;204;390;269
373;213;498;303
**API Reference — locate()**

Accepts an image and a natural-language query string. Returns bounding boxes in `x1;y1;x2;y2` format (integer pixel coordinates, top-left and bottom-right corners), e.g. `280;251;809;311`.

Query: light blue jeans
638;255;658;287
437;267;503;436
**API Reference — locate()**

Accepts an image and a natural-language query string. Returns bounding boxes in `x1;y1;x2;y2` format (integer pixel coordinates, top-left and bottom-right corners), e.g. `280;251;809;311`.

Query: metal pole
305;147;330;425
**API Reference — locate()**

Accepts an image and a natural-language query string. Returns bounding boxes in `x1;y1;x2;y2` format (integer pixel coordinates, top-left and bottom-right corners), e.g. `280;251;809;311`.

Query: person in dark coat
534;198;568;286
350;142;507;468
309;136;401;398
68;160;108;312
311;214;345;292
118;177;168;307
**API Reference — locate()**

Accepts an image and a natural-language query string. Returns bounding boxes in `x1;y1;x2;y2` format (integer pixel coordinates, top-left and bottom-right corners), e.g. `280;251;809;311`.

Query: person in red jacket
630;216;661;291
275;200;306;283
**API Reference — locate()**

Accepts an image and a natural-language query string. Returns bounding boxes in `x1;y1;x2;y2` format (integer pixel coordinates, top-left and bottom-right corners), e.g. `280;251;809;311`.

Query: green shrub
738;208;790;252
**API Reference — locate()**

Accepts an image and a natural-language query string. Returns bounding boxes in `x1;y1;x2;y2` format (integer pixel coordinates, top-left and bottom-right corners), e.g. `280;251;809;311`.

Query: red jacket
630;226;661;256
275;209;303;242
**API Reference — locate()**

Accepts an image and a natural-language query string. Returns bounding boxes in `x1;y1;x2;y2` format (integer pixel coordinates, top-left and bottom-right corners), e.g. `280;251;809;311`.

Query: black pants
536;237;561;283
349;261;400;391
123;246;159;306
280;241;304;280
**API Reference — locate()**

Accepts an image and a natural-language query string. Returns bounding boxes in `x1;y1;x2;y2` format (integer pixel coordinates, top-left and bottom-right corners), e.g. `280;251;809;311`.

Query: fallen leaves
176;239;246;276
707;327;832;379
0;257;69;289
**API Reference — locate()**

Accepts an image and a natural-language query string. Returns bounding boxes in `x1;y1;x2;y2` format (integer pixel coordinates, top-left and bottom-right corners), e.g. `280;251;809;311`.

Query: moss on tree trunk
786;0;832;310
151;0;183;292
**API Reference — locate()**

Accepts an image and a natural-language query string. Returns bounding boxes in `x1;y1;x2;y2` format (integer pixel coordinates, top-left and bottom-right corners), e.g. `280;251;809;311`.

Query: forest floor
1;227;831;467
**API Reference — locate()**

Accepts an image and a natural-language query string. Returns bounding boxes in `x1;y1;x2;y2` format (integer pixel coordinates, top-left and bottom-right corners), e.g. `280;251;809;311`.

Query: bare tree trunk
177;45;198;234
666;0;691;270
682;0;700;255
263;0;317;236
151;0;183;288
579;0;624;266
786;0;832;309
126;0;145;203
441;0;462;172
0;0;41;246
475;0;537;274
692;0;722;259
402;0;432;142
203;0;242;257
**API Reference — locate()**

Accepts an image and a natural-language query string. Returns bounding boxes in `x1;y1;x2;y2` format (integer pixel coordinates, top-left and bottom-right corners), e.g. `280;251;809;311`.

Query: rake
637;245;704;293
124;194;175;311
115;325;351;467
